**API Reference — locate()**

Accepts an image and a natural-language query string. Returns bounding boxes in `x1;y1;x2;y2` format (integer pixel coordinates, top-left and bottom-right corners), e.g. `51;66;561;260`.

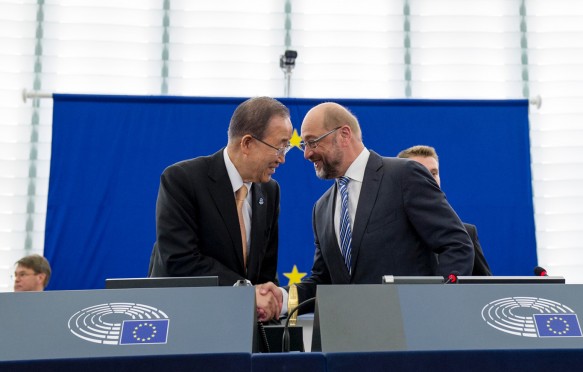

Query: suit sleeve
465;224;493;276
151;164;243;285
295;203;330;309
402;161;475;276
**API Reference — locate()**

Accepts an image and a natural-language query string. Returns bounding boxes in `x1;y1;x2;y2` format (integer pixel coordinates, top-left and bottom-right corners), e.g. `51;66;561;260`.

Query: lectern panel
399;284;583;350
0;287;256;361
313;284;583;352
312;285;406;352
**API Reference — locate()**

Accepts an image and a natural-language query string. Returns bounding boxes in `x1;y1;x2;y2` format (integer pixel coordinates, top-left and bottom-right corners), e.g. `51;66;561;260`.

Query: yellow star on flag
289;129;302;151
283;265;307;286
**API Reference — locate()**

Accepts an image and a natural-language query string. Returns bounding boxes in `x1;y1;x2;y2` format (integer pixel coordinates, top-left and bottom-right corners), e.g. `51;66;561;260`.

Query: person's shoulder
369;150;407;165
164;150;221;174
314;182;335;207
369;151;411;173
259;178;280;193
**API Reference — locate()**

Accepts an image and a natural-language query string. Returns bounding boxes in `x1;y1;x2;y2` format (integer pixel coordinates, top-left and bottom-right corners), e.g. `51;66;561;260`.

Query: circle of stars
546;316;570;335
132;323;158;342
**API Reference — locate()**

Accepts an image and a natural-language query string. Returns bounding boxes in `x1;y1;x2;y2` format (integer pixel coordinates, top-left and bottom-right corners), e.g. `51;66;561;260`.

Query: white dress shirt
223;148;252;258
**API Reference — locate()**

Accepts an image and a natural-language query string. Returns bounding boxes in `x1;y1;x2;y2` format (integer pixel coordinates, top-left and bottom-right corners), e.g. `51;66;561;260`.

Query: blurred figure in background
397;145;492;276
13;254;51;292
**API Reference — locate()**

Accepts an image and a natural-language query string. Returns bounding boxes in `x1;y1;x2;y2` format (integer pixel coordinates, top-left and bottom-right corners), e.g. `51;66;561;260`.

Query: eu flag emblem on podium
534;314;583;337
120;319;170;344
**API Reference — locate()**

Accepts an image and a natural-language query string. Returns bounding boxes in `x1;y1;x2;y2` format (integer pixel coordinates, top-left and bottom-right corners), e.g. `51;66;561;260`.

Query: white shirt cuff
279;287;288;316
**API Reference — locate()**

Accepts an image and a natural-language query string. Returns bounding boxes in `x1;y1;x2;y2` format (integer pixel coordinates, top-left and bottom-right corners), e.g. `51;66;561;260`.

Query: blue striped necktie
337;176;352;275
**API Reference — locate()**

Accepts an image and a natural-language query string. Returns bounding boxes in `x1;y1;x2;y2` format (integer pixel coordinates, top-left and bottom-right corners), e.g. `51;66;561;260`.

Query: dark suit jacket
296;151;474;304
148;149;280;286
464;223;492;276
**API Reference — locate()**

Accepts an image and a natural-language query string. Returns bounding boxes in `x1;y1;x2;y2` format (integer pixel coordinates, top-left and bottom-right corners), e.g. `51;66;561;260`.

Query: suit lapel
322;184;351;283
350;151;383;275
207;150;245;270
247;183;266;278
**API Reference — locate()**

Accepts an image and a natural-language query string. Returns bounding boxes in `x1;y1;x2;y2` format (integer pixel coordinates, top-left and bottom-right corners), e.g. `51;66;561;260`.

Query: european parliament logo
482;297;583;338
68;303;170;345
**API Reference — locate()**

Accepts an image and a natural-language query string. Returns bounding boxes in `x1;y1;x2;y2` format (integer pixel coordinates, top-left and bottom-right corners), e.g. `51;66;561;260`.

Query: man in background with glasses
149;97;292;321
259;102;474;316
13;254;51;292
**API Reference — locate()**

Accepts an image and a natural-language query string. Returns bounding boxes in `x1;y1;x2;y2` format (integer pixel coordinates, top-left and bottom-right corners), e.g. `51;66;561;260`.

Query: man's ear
37;273;46;287
339;125;352;142
240;134;253;155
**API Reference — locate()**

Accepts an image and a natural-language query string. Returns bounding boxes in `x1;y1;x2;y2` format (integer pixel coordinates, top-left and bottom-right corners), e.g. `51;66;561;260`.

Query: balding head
303;102;362;141
300;102;364;179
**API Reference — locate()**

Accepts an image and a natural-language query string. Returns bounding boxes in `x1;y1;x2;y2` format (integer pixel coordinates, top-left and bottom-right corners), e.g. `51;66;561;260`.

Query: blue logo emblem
120;319;170;344
482;297;583;338
68;303;170;345
534;314;583;337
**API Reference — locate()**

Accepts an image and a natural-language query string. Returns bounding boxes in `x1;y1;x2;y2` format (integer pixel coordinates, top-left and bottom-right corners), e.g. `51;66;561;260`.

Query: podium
0;287;256;361
312;284;583;352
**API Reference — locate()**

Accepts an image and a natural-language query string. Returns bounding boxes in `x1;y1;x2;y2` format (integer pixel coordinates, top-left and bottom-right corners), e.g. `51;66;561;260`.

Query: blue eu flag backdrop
120;319;170;345
46;96;536;290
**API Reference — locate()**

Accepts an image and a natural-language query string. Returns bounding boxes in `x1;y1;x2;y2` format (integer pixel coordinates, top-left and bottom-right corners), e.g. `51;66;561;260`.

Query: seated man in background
13;254;52;292
397;145;492;276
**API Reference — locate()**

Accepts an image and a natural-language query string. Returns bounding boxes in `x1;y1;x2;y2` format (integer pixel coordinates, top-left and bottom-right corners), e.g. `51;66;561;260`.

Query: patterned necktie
337;176;352;275
235;185;248;269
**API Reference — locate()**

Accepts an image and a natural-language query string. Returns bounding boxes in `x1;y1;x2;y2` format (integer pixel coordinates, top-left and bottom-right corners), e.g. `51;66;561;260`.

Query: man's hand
255;282;283;322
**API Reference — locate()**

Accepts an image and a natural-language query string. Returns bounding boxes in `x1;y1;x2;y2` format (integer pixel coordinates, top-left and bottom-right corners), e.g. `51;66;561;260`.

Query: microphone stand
282;298;316;352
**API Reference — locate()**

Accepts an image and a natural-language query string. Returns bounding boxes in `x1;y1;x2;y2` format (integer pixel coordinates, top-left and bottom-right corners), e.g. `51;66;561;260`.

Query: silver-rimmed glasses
251;135;292;157
299;126;341;152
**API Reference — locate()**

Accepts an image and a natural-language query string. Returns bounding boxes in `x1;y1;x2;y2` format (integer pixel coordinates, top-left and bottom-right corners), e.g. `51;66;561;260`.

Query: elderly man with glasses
148;97;292;322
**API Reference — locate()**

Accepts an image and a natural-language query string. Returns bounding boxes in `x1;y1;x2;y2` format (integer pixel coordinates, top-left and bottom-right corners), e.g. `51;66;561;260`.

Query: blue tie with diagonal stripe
338;176;352;275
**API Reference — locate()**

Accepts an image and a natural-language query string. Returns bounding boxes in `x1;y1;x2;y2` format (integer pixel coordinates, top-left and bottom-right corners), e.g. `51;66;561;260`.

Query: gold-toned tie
236;185;248;269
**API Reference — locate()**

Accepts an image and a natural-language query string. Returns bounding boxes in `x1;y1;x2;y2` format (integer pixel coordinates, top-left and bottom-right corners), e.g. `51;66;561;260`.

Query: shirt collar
343;147;370;182
223;148;252;193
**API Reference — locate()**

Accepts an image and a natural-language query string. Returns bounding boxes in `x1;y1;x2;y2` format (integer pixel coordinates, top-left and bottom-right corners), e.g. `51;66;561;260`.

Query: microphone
287;284;299;327
444;271;460;284
534;266;548;276
282;297;316;352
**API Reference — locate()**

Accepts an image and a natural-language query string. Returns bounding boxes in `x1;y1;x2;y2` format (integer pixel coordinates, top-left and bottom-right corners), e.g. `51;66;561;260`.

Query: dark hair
228;97;290;140
16;254;51;288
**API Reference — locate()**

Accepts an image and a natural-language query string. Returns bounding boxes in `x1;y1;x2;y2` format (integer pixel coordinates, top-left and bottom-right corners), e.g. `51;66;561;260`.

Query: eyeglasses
11;272;37;280
251;135;292;157
299;127;341;152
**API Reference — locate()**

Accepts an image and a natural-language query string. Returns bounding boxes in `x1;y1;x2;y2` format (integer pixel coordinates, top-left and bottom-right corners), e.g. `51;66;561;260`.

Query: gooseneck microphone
444;271;460;284
282;297;316;352
534;266;548;276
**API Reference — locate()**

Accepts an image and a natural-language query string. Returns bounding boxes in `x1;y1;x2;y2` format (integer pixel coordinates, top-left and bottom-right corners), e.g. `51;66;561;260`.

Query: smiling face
244;115;293;183
300;108;346;179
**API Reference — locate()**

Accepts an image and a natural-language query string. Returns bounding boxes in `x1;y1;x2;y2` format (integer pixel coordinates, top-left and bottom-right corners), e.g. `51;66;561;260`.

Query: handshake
254;282;284;322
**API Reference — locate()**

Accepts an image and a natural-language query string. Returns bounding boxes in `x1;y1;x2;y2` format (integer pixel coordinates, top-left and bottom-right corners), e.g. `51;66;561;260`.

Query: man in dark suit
259;102;474;316
148;96;293;321
397;145;492;276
